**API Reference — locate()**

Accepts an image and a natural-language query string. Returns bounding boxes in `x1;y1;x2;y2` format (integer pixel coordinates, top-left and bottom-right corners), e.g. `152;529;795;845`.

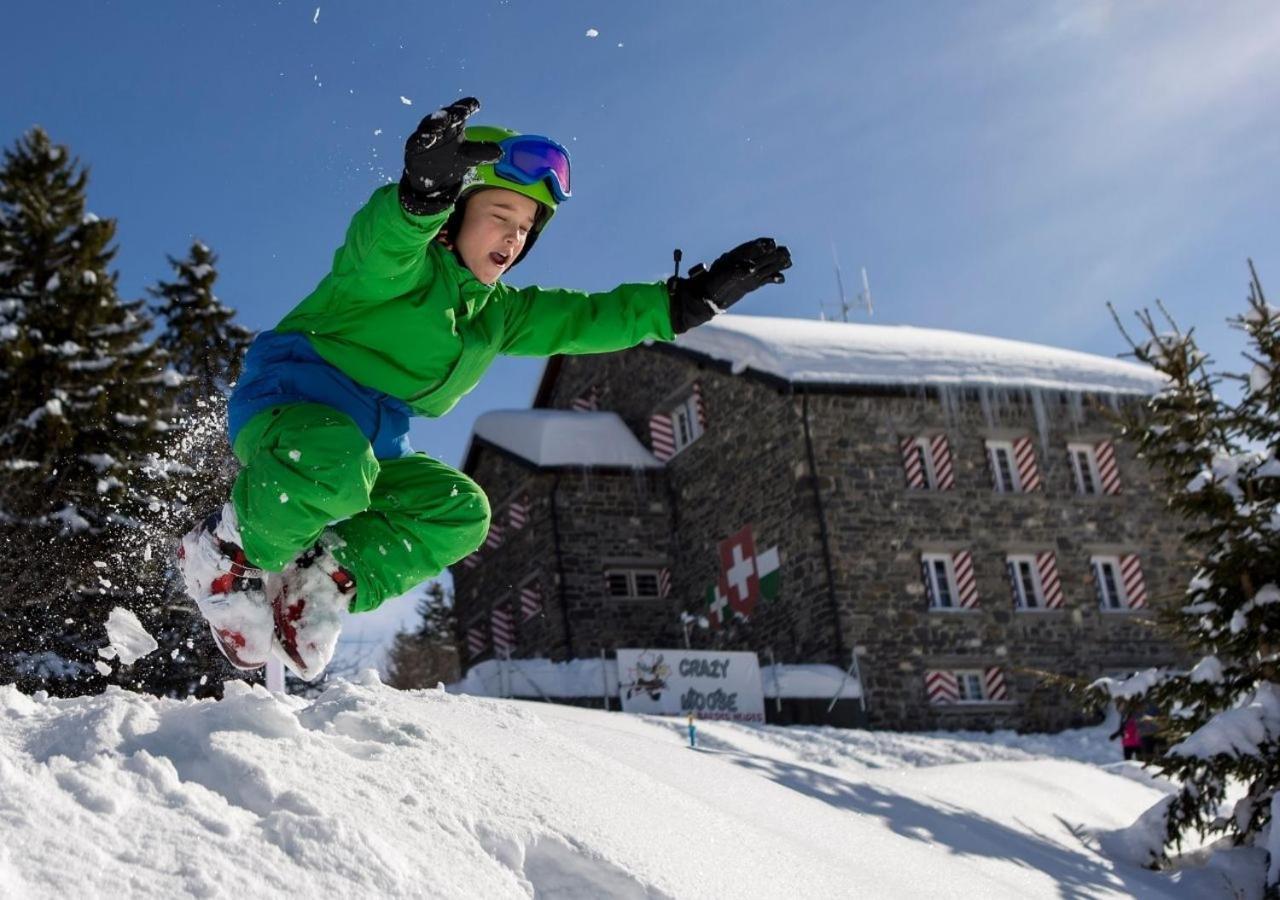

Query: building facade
454;315;1190;730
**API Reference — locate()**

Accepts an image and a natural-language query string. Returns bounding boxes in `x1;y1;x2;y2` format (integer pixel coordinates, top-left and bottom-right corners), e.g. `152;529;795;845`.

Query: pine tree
387;582;461;689
151;239;252;403
0;128;179;693
1085;264;1280;892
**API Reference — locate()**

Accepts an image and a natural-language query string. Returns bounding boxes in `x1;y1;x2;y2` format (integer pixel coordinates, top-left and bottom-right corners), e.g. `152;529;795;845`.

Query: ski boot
269;536;356;681
177;503;274;670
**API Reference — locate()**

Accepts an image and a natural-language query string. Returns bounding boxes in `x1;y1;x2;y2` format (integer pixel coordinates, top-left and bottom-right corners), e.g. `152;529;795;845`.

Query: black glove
398;97;503;216
667;238;792;334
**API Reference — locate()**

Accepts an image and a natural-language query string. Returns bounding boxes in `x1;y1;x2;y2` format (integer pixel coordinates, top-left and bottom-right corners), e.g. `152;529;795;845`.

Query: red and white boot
269;536;356;681
177;503;274;670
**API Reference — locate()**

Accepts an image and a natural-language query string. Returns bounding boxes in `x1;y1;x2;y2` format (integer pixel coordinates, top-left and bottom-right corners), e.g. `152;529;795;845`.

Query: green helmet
461;125;559;233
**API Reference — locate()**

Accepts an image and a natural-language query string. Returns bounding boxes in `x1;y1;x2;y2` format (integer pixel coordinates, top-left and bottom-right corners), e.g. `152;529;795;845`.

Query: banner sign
616;648;765;722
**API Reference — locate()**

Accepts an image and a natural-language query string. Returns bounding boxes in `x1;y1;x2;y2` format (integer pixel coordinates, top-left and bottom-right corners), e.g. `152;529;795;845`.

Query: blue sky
5;1;1278;467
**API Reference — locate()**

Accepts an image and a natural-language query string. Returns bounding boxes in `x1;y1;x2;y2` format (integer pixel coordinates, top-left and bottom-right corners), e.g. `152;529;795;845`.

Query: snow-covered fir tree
1087;265;1280;892
0;128;180;693
151;239;252;402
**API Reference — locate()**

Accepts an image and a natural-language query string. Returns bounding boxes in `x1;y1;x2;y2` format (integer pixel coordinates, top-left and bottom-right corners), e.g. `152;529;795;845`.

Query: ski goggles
494;134;572;203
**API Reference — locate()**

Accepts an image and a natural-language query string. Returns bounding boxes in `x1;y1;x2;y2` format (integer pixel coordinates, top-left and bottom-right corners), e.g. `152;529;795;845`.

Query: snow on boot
269;539;356;681
177;504;273;670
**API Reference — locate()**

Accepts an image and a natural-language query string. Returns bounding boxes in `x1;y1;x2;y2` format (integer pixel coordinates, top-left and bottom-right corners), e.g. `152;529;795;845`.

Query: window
1007;552;1064;609
921;552;980;610
606;568;664;599
671;394;703;452
1069;444;1100;494
986;438;1040;492
1069;441;1122;495
925;667;1010;704
900;435;954;490
1007;555;1044;609
955;671;987;702
988;442;1018;492
649;385;705;461
922;555;955;608
1092;555;1147;610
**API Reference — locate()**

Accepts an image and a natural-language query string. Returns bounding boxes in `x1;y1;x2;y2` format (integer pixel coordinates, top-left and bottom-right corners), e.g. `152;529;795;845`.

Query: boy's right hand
399;97;502;216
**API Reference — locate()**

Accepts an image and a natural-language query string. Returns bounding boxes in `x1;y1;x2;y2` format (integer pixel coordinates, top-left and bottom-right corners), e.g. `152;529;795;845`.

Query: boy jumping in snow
177;97;791;680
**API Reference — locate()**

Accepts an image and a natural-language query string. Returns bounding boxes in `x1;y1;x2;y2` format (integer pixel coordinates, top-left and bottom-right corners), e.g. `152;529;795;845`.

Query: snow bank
472;410;661;469
674;314;1168;394
0;675;1210;898
448;657;861;700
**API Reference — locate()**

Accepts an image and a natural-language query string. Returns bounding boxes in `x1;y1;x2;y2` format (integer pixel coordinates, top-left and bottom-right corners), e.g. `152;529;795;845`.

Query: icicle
978;386;995;430
1029;388;1051;453
1067;391;1084;430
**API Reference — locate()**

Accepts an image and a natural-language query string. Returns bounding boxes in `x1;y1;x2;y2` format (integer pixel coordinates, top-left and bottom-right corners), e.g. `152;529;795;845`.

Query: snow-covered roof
671;314;1166;395
472;410;662;469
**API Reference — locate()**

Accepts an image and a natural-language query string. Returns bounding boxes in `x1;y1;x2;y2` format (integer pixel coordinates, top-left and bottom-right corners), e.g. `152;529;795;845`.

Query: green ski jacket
277;184;675;418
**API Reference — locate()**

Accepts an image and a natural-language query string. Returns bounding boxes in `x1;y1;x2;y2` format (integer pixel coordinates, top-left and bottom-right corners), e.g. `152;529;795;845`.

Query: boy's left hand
399;97;502;216
667;238;792;334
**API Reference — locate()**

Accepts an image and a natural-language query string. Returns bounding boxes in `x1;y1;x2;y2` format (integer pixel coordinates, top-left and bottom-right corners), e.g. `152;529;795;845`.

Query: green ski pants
230;403;491;612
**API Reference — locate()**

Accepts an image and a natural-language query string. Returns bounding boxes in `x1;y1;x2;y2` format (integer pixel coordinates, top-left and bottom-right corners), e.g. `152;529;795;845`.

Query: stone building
454;314;1189;730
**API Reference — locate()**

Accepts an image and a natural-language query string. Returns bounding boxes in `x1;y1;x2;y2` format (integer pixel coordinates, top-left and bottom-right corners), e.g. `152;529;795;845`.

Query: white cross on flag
718;525;760;618
706;582;731;629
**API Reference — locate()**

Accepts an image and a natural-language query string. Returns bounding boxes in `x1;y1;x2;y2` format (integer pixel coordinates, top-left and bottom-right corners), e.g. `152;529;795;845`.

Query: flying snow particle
450;485;459;496
199;675;208;685
617;42;624;48
280;492;290;503
100;607;159;666
313;7;320;24
374;128;383;136
288;449;302;461
585;28;599;38
400;95;413;106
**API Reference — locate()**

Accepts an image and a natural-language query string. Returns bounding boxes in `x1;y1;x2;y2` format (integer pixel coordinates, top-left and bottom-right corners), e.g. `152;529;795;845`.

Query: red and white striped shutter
462;551;482;570
952;551;980;608
520;582;544;622
691;381;707;429
930;434;955;490
1036;551;1064;608
1096;440;1122;495
507;494;529;531
1120;554;1148;608
571;385;599;412
484;519;504;551
648;412;675;462
466;622;488;657
925;670;959;705
984;667;1009;701
491;604;515;654
901;437;928;489
1013;436;1042;492
659;567;672;598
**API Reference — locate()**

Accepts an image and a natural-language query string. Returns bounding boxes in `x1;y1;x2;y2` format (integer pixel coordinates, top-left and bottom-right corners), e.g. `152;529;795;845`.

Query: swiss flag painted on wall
718;525;760;618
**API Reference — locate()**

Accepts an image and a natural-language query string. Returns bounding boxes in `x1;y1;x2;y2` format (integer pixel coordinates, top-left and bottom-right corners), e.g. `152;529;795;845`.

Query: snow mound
0;676;1217;897
674;314;1168;394
473;410;662;469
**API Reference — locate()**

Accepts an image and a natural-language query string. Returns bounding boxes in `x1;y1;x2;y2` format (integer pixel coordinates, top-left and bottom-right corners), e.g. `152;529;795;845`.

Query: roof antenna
831;242;850;322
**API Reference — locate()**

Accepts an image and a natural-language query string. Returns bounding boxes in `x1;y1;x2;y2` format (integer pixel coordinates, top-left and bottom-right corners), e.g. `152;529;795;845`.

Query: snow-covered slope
0;674;1231;898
